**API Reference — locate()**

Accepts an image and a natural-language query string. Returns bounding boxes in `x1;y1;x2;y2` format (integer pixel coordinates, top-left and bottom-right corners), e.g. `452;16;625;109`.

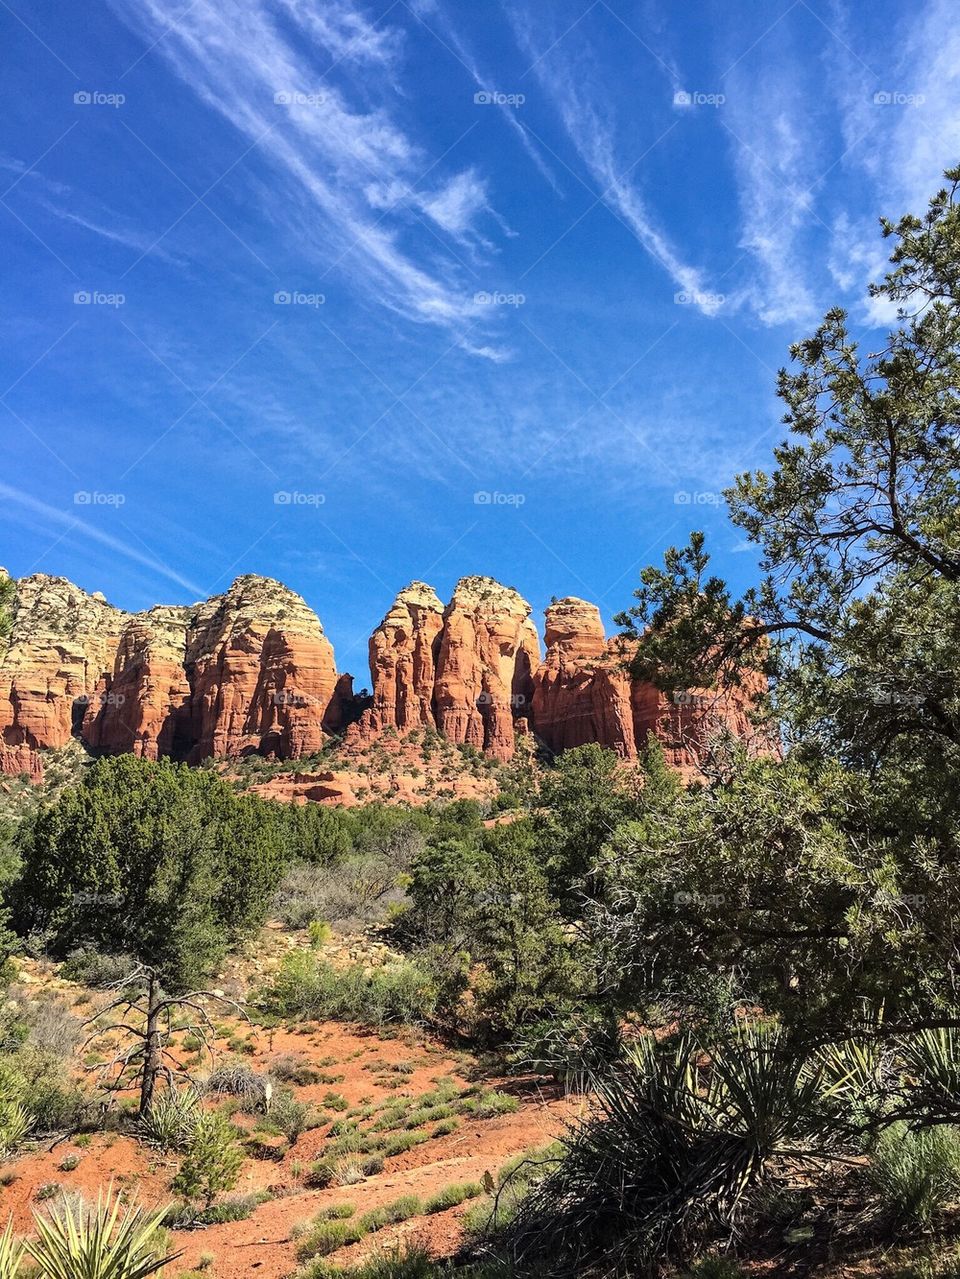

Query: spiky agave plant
27;1187;179;1279
0;1219;25;1279
0;1099;34;1157
902;1026;960;1123
502;1025;825;1278
137;1087;201;1153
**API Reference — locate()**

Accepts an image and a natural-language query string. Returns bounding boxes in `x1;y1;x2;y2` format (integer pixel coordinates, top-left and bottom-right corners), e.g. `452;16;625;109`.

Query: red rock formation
0;567;771;785
0;574;127;754
0;745;44;783
357;582;444;739
433;576;540;760
532;600;772;773
531;599;636;758
630;669;772;773
82;606;192;759
179;575;347;763
0;573;349;772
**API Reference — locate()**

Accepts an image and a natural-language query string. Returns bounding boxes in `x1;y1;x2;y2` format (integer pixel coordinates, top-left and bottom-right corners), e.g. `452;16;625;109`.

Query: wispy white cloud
113;0;510;355
722;63;821;327
505;7;721;316
0;482;208;596
407;0;564;195
0;155;184;264
822;0;960;320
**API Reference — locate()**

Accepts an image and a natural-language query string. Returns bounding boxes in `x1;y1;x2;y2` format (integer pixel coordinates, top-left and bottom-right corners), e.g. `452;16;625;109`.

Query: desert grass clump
424;1182;483;1213
868;1121;960;1231
138;1087;201;1153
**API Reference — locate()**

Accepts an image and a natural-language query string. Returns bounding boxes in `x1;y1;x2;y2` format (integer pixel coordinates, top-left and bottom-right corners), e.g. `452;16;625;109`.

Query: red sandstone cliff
531;597;771;773
1;572;348;772
433;577;539;761
359;581;444;738
0;568;771;783
530;598;636;758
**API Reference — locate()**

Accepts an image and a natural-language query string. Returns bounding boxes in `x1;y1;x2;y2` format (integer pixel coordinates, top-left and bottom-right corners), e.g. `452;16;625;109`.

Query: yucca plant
0;1218;25;1279
903;1027;960;1123
0;1100;34;1156
27;1187;179;1279
503;1025;826;1277
137;1087;200;1153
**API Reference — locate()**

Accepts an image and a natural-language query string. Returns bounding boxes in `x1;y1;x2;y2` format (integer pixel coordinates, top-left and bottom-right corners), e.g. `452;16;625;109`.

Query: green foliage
869;1122;960;1231
402;817;586;1038
138;1087;201;1153
26;1188;177;1279
423;1182;483;1213
0;1218;26;1279
261;951;437;1027
171;1111;243;1209
501;1026;822;1276
13;756;289;991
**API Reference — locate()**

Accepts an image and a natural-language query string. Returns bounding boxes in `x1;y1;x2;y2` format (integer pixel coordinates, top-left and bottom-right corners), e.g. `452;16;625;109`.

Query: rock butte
0;571;771;785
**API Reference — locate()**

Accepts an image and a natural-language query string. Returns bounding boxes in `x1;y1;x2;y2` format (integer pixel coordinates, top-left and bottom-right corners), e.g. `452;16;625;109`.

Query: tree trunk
139;970;162;1117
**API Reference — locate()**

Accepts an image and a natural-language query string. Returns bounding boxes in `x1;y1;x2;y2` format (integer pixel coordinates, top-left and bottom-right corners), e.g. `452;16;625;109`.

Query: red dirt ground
1;969;579;1279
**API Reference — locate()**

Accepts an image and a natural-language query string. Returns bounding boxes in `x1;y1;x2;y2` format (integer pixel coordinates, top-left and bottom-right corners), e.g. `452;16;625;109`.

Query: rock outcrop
350;576;540;761
82;606;192;759
0;568;772;784
531;597;771;773
2;573;349;768
0;574;128;754
177;575;346;763
433;577;540;760
361;582;444;737
530;598;636;757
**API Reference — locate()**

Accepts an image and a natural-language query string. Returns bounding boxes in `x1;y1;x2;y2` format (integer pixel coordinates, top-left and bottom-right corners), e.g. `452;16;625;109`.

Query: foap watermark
875;891;926;908
674;490;722;506
477;691;529;708
74;290;125;307
74;90;125;108
474;290;525;307
871;687;925;707
75;690;127;708
674;890;725;906
274;90;326;107
674;89;725;108
474;90;525;107
675;289;725;309
474;490;525;506
272;690;322;707
873;90;925;107
274;490;325;506
73;891;123;907
673;690;712;708
74;491;125;506
274;290;325;307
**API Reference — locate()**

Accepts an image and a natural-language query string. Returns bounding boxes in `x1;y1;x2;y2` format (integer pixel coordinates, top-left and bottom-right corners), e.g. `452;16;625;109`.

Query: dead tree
80;963;249;1116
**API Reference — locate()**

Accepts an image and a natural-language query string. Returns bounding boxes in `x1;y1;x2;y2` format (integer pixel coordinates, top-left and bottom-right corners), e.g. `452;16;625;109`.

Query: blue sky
2;0;959;676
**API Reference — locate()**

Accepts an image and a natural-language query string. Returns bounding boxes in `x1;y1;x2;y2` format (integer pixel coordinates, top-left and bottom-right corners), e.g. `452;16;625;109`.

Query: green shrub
295;1217;366;1260
383;1131;429;1157
138;1087;201;1153
869;1122;960;1230
267;1087;311;1143
261;953;436;1027
461;1090;519;1119
171;1111;243;1210
308;920;332;948
424;1182;483;1213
